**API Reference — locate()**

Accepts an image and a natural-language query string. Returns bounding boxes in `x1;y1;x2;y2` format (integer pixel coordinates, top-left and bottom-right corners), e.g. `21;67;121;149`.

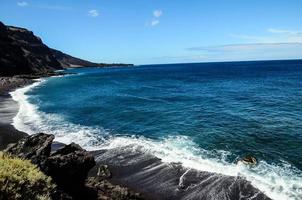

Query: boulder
97;165;112;179
44;143;96;194
86;177;143;200
238;155;257;166
4;133;54;166
4;133;96;198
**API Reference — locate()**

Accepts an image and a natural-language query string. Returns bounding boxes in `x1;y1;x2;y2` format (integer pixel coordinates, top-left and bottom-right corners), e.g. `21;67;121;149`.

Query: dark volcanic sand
90;147;271;200
0;77;32;149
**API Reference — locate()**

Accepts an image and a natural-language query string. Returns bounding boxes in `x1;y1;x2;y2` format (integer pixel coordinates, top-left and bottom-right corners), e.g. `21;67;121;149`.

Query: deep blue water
14;60;302;199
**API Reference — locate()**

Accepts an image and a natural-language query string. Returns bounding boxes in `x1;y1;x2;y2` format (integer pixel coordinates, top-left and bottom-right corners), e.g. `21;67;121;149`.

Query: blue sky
1;0;302;64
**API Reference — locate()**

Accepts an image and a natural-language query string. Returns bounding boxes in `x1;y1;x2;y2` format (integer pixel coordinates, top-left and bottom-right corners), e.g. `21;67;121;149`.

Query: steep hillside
0;21;132;76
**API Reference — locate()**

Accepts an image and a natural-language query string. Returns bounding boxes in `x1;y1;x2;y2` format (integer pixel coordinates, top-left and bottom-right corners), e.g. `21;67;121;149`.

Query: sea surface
10;60;302;199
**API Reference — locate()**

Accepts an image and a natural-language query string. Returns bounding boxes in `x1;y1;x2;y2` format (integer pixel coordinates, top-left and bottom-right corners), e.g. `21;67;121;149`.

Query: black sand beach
90;146;271;200
0;77;31;149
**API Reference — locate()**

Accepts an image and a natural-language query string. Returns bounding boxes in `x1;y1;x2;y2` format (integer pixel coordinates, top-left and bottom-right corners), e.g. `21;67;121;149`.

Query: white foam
9;79;302;200
99;136;302;200
10;79;108;150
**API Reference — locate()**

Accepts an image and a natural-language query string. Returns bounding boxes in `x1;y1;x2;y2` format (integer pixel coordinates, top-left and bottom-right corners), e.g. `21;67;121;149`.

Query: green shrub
0;151;55;200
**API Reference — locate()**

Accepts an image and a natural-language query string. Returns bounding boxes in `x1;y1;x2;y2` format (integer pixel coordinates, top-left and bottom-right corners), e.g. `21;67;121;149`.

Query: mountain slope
0;22;132;76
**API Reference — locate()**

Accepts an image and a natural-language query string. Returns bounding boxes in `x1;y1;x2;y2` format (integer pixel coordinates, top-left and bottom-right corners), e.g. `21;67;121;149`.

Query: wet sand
0;77;32;149
90;146;271;200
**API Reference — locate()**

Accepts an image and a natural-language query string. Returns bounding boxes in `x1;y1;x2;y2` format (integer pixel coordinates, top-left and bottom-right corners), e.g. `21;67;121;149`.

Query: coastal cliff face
0;21;132;76
0;21;62;76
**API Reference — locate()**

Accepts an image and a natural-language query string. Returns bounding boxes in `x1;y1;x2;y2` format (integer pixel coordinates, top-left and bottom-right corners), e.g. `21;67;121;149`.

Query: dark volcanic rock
86;177;143;200
97;165;112;179
0;77;34;95
4;133;54;166
238;155;258;166
44;143;96;194
0;22;63;76
4;133;96;198
4;133;144;199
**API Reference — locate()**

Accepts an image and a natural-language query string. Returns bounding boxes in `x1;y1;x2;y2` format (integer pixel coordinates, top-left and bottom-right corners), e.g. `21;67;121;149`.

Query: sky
0;0;302;64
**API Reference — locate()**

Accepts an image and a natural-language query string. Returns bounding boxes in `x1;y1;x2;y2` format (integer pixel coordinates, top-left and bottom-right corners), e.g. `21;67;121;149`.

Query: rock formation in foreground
4;133;142;200
0;21;133;76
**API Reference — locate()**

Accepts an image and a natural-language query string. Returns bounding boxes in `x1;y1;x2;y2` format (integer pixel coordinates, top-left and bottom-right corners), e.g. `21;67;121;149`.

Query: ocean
10;60;302;199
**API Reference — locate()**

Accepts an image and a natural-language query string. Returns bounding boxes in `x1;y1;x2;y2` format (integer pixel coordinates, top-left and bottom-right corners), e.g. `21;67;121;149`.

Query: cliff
0;21;133;76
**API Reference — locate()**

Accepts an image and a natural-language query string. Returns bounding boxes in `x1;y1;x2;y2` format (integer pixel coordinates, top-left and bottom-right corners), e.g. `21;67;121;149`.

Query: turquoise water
11;60;302;199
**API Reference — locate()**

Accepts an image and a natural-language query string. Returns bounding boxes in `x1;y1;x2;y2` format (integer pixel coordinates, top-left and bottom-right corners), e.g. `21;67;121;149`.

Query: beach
0;77;33;149
0;72;275;200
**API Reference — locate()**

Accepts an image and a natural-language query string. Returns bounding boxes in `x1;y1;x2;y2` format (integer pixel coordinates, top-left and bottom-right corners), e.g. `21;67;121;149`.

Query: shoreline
0;77;34;149
0;75;275;200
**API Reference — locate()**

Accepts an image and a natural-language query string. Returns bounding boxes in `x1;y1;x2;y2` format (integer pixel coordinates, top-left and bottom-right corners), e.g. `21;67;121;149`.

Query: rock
0;77;34;95
97;165;112;179
4;134;96;198
4;133;54;166
44;142;96;194
3;133;143;199
86;177;143;200
238;155;258;166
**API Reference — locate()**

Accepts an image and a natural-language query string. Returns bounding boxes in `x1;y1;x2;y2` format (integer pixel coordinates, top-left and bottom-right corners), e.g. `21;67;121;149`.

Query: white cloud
231;28;302;43
153;10;163;18
268;28;302;35
17;1;28;7
151;20;160;26
229;34;273;43
147;9;162;27
88;9;99;17
186;42;302;62
188;43;302;52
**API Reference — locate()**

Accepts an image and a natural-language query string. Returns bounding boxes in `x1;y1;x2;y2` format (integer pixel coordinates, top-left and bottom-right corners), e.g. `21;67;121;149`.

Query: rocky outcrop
4;133;95;197
0;21;133;76
86;176;143;200
44;143;96;195
4;133;142;200
0;77;34;95
5;133;54;164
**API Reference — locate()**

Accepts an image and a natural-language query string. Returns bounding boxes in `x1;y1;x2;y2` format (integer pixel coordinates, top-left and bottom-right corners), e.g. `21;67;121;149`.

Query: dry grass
0;151;55;200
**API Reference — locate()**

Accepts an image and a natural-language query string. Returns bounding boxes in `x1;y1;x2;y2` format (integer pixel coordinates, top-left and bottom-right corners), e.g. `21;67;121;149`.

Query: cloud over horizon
185;42;302;62
230;28;302;43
